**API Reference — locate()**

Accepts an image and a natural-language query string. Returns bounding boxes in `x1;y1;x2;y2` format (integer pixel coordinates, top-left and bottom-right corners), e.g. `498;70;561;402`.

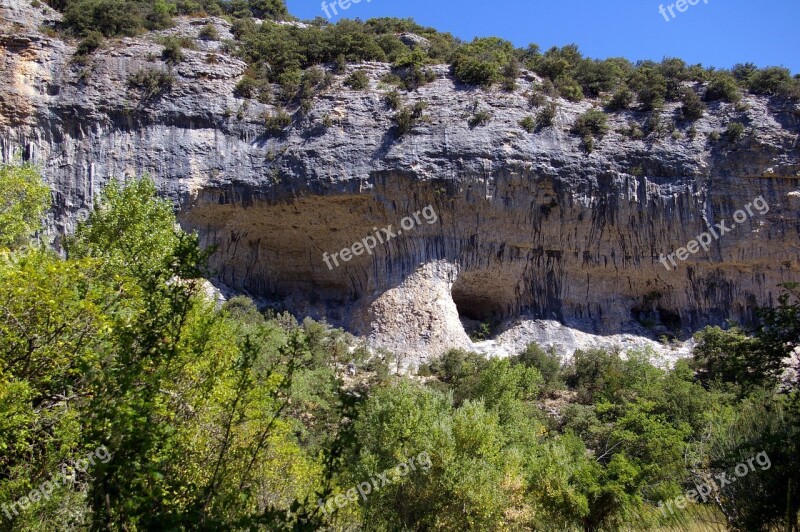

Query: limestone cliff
2;1;799;365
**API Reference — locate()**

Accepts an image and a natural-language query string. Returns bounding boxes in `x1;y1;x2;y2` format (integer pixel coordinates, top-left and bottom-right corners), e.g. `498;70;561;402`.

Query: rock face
2;0;799;366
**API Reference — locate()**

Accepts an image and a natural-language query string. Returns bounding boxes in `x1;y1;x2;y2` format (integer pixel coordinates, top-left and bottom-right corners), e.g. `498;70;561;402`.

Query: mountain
2;0;799;366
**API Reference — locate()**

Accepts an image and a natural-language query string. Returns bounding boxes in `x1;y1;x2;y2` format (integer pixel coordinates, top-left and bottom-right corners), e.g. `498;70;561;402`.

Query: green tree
692;325;760;391
60;178;208;526
0;163;49;249
754;283;800;388
350;381;530;530
516;342;563;394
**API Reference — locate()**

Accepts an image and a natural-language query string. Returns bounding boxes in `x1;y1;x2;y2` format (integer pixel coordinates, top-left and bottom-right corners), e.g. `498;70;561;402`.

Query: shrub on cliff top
451;37;517;88
747;66;800;99
680;88;705;121
56;0;290;37
705;72;742;102
62;0;154;37
605;88;633;112
573;109;608;153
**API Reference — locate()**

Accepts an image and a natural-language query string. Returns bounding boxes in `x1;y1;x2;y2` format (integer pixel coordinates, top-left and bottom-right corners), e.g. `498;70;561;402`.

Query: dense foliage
47;0;799;120
48;0;288;36
1;164;798;530
11;3;800;527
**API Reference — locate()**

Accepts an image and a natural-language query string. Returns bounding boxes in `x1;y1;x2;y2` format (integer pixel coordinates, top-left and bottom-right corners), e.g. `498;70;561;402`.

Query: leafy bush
732;62;759;84
380;72;403;86
527;91;547;108
660;57;691;99
519;115;536;133
748;66;799;98
234;75;260;98
384;90;401;110
705;72;741;102
161;37;185;65
234;75;267;99
58;0;289;37
295;66;328;108
393;101;427;136
605;88;633;111
515;343;563;394
393;107;416;136
198;23;219;41
691;326;759;390
264;106;292;134
565;348;626;403
620;121;644;140
451;37;516;88
344;69;370;90
558;78;584;102
636;82;666;111
531;46;636;104
679;88;705;121
61;0;167;37
644;112;662;136
422;348;488;388
126;68;175;98
628;62;668;110
501;59;520;91
469;322;493;342
468;110;491;127
536;103;557;129
572;109;609;139
534;79;558;97
75;30;103;56
572;57;630;97
53;0;798;113
277;68;302;102
244;0;289;19
692;284;799;392
393;49;437;90
232;18;396;83
531;44;580;82
726;121;746;142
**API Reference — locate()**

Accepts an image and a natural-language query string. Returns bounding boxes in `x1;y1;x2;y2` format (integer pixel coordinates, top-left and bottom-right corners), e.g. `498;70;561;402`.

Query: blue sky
286;0;800;73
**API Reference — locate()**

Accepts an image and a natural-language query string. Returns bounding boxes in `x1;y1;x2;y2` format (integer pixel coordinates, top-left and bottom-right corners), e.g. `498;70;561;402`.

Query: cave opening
450;272;510;340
